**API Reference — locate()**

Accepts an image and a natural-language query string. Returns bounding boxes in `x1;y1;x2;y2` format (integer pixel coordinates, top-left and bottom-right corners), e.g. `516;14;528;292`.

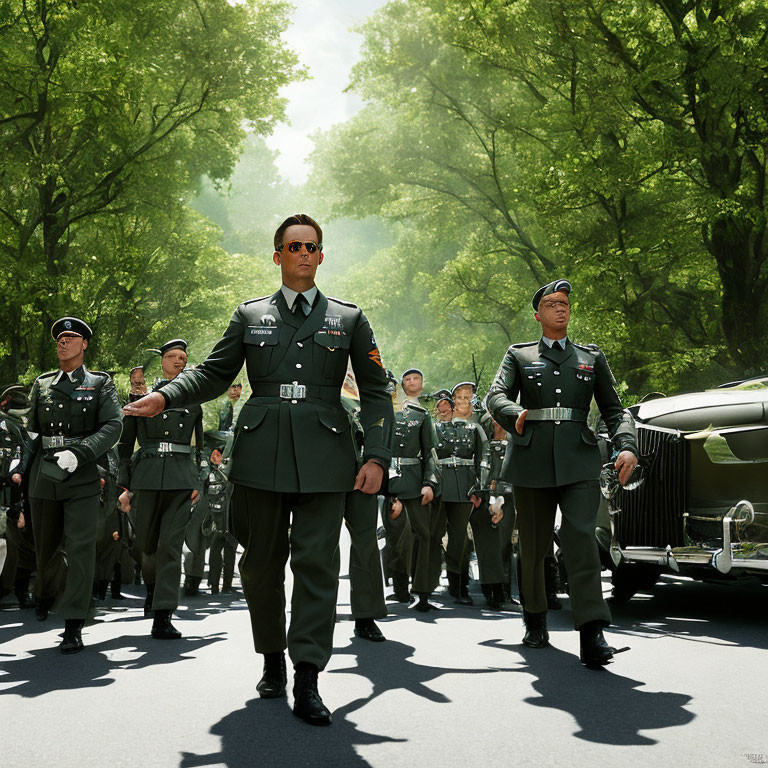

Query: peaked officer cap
532;279;571;311
51;316;92;341
401;368;424;381
0;383;28;408
451;381;477;396
159;339;188;356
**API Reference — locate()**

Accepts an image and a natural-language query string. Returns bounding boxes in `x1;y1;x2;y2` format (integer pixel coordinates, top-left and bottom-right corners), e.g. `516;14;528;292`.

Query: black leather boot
35;596;53;622
292;662;332;726
522;610;549;648
390;574;410;603
455;572;473;605
412;593;437;613
14;570;33;609
354;618;385;642
210;580;220;595
579;620;623;668
256;651;287;698
95;579;109;600
151;609;182;639
183;576;201;596
143;582;155;615
446;570;460;599
487;583;519;611
60;619;84;654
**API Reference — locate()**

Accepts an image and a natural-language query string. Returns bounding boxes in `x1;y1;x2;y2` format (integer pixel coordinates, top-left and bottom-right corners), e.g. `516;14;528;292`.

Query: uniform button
83;408;87;412
537;382;542;387
291;399;297;404
555;420;561;425
555;388;562;393
554;371;561;376
58;403;64;409
179;423;183;428
556;402;561;406
162;414;168;420
297;342;303;348
296;364;302;368
243;425;249;430
164;431;169;435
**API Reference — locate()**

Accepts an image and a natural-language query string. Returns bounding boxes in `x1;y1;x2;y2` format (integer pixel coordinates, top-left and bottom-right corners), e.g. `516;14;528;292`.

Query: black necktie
551;341;562;352
293;293;309;316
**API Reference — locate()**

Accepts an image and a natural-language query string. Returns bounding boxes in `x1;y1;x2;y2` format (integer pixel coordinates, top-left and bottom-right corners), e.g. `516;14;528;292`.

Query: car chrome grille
615;425;687;547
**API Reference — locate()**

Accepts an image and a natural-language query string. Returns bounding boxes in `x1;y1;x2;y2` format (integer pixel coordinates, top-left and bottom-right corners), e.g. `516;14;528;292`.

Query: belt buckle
281;383;306;400
50;435;65;448
158;441;173;454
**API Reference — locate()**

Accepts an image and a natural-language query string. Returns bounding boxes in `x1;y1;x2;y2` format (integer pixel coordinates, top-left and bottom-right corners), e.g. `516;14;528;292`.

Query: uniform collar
541;335;568;349
53;365;84;385
281;284;318;314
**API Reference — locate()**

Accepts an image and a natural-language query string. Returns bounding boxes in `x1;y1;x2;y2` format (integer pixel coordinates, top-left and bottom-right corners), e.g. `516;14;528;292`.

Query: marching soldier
388;372;441;612
435;387;487;605
204;433;237;595
123;213;393;726
485;279;638;667
218;383;242;431
24;318;123;652
0;384;34;608
117;339;203;639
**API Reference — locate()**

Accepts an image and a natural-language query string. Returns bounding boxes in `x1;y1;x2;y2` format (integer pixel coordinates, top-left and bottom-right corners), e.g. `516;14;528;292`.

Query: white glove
55;450;78;474
489;495;505;515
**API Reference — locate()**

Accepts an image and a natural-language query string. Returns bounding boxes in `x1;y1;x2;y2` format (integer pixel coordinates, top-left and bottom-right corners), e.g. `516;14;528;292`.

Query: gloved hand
489;495;505;525
54;449;78;473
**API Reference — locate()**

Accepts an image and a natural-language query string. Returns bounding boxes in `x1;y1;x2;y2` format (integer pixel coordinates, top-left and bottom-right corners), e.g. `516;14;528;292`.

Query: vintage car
597;376;768;601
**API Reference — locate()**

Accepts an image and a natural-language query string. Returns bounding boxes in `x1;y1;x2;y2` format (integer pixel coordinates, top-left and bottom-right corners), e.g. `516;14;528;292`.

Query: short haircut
273;214;323;251
232;382;242;388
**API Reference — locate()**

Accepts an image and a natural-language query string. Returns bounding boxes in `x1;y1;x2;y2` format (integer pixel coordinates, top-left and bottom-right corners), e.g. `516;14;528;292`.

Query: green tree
0;0;298;379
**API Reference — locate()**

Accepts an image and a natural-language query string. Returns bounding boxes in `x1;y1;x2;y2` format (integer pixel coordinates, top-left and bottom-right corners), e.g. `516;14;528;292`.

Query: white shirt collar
281;284;318;314
542;335;568;349
53;368;78;385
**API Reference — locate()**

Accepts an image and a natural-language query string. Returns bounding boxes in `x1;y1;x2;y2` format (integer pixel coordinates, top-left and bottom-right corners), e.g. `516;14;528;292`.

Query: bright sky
265;0;386;178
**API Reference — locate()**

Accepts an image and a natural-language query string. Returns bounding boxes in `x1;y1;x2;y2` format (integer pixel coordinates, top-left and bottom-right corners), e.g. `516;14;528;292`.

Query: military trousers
1;517;36;592
469;503;506;584
443;501;473;575
208;531;237;590
404;497;443;594
30;484;101;620
382;498;413;580
513;480;611;628
495;492;517;590
132;489;193;611
184;498;210;579
230;484;345;671
344;490;386;620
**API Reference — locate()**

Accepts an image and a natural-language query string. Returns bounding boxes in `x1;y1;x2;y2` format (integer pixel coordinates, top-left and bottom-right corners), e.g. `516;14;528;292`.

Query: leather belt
249;383;341;403
141;441;193;455
391;457;421;469
525;407;588;422
41;436;82;449
438;457;475;467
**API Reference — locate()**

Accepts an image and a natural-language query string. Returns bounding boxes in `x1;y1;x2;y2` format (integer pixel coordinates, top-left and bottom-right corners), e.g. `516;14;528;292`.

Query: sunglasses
282;240;322;254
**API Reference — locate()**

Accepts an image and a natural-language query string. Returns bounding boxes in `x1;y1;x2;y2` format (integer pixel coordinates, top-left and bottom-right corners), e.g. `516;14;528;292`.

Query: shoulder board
37;371;58;380
327;296;359;309
404;402;427;414
510;342;537;349
87;370;111;380
241;295;272;307
572;342;601;354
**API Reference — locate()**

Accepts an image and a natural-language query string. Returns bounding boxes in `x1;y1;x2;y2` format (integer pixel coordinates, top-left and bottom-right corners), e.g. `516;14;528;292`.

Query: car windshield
713;377;768;391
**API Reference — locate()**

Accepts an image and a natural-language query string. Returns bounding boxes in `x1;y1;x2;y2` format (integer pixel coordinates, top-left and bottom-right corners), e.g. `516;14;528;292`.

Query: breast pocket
244;326;279;378
69;393;98;434
313;331;351;381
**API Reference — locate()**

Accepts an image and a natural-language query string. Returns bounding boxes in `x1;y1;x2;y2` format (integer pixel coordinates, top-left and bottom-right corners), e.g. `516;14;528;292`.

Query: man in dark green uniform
118;339;203;639
124;213;393;726
435;387;487;605
485;279;638;667
1;383;34;608
23;318;123;652
217;383;242;431
204;433;237;595
388;375;441;612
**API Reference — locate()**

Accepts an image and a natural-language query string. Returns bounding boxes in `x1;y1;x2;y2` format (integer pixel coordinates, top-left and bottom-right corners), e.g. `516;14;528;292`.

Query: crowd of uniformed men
1;213;639;727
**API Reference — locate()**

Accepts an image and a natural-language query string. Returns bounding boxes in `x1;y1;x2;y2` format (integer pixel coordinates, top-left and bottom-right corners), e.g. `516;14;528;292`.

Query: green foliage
310;0;768;396
0;0;298;380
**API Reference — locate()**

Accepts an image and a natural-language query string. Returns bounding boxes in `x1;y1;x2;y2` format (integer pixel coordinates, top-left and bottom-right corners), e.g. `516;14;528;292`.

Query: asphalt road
2;538;767;768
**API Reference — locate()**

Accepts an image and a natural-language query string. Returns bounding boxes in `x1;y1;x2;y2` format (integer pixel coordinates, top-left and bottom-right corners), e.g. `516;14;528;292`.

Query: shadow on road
481;638;694;745
179;639;517;768
0;630;227;698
